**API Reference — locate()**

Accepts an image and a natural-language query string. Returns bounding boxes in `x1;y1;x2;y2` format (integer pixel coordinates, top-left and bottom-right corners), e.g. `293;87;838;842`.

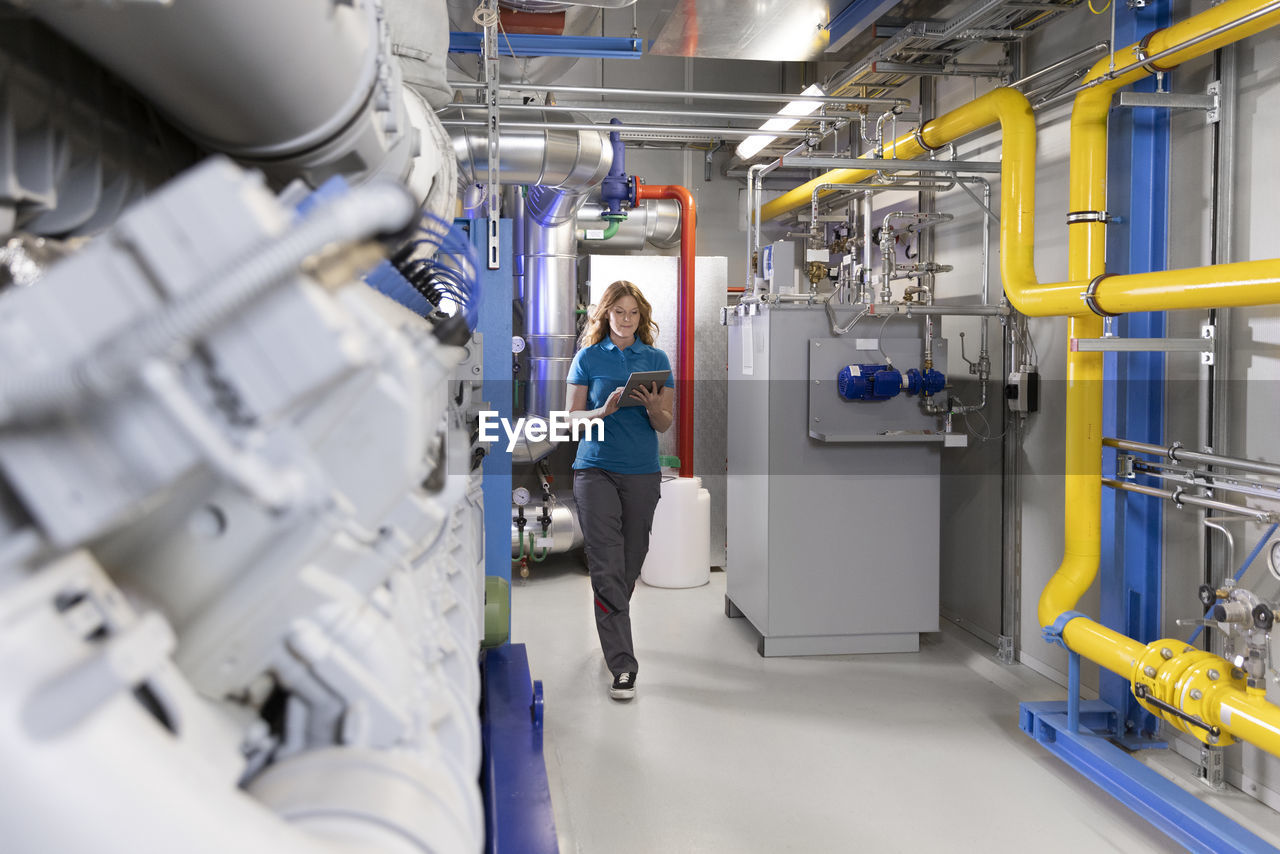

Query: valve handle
958;332;977;374
1198;584;1216;608
1252;604;1275;631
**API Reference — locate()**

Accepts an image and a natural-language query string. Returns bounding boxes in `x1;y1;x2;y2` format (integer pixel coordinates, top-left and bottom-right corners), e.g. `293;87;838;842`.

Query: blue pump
905;367;946;396
836;364;903;401
837;365;947;402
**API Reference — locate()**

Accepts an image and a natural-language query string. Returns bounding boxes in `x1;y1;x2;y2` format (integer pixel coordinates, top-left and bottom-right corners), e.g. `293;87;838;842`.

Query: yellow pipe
1093;261;1280;313
1219;689;1280;755
761;0;1280;754
1061;616;1143;681
1039;0;1280;754
762;0;1280;321
1041;0;1280;627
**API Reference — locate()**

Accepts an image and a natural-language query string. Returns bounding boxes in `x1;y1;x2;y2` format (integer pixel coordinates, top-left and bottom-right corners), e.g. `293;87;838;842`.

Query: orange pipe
632;180;695;478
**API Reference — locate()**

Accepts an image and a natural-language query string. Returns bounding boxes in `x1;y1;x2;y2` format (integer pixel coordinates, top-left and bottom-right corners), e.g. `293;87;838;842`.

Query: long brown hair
579;280;659;347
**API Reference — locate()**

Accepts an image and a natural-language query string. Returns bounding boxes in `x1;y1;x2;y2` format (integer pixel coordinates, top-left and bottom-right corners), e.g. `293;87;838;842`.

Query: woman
566;280;674;701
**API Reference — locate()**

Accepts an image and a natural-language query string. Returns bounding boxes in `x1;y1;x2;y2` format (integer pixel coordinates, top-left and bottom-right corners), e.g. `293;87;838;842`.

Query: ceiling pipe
30;0;430;192
576;200;681;251
631;180;695;479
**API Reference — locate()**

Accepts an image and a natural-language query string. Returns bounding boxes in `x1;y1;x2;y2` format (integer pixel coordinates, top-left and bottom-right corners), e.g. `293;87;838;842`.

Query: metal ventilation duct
452;121;613;419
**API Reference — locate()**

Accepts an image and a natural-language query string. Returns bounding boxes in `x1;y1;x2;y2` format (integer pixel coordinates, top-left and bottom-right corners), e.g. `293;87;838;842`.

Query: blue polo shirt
567;338;674;474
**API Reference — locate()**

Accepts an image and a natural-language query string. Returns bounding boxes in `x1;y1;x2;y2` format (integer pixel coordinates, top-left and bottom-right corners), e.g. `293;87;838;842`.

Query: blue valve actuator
836;364;903;401
599;117;630;218
905;367;946;396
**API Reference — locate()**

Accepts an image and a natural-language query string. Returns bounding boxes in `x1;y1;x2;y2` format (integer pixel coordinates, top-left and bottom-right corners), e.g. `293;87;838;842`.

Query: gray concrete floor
512;558;1280;853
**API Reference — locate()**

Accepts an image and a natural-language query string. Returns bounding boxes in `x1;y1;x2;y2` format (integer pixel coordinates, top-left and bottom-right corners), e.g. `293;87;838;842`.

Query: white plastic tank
641;475;711;588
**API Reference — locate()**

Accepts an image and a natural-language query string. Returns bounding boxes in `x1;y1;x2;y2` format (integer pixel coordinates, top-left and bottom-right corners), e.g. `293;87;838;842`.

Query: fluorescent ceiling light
734;83;825;161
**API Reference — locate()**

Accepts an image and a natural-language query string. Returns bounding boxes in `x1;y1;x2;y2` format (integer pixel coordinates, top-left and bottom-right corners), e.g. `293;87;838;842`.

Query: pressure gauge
512;336;526;354
513;487;531;507
1269;539;1280;580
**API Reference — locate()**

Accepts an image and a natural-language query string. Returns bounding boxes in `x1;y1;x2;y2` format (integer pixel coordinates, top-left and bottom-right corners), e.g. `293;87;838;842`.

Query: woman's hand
630;381;662;413
633;382;674;432
602;387;625;417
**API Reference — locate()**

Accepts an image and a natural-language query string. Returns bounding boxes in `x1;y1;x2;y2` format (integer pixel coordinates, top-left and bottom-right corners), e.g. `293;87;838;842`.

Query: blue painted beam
1100;0;1170;742
1020;702;1277;853
474;218;514;593
482;644;558;854
828;0;899;48
450;32;642;59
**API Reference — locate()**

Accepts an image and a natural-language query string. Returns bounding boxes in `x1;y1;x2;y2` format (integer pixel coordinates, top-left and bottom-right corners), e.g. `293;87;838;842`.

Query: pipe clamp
1134;29;1171;76
912;126;943;153
1066;210;1112;224
1042;610;1090;650
1081;274;1116;317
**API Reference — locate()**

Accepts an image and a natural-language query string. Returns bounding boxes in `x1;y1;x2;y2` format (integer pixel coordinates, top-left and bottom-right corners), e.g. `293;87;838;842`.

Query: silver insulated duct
453;119;612;419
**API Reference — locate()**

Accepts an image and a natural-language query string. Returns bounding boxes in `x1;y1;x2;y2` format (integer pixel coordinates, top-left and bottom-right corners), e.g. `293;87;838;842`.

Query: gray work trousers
573;467;662;676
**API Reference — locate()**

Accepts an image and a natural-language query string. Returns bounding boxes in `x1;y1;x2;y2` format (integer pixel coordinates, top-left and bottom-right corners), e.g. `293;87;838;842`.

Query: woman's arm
566;383;622;423
630;383;674;433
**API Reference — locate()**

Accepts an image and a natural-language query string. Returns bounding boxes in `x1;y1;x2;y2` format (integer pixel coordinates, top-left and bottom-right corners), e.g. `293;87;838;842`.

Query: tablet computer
617;370;671;407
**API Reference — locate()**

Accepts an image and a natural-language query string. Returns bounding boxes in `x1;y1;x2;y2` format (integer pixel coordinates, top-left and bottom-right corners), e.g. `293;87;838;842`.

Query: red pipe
632;180;695;478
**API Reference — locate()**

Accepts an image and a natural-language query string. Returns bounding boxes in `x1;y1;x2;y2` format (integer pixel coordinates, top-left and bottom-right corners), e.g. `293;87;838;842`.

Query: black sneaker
609;671;637;700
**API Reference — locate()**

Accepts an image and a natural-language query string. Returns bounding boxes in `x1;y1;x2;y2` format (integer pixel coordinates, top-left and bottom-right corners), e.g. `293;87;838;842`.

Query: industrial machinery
6;0;1280;851
0;2;493;852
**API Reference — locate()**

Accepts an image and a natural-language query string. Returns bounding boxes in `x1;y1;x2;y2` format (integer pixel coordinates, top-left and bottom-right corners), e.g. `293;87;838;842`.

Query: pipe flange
912;126;943;153
1066;210;1112;225
1134;29;1171;76
1081;274;1116;317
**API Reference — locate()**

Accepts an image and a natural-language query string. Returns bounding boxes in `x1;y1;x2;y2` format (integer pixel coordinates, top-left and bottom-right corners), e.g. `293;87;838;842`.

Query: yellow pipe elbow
758;88;1036;227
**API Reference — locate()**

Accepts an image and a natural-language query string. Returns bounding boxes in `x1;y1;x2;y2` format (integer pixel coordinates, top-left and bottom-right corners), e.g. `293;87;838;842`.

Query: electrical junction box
1006;368;1039;413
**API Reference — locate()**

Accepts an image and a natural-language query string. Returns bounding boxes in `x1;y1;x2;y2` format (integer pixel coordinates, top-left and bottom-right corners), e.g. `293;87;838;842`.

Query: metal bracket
1117;91;1218;112
1206;80;1223;124
1069;331;1214;365
482;0;501;269
1117;453;1136;480
1198;744;1227;790
996;635;1016;665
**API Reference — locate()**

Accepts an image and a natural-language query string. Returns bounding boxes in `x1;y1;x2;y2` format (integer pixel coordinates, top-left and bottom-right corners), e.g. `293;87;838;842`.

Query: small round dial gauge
513;487;531;506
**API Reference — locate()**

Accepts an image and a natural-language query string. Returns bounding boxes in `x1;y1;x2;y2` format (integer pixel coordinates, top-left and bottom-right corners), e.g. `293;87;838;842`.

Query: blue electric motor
905;367;946;397
836;364;903;401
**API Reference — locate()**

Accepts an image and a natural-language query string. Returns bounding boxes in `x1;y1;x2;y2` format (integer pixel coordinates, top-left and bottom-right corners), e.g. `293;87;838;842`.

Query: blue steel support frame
472;219;559;853
475;217;513;594
482;644;557;854
1100;0;1170;743
1020;698;1277;853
